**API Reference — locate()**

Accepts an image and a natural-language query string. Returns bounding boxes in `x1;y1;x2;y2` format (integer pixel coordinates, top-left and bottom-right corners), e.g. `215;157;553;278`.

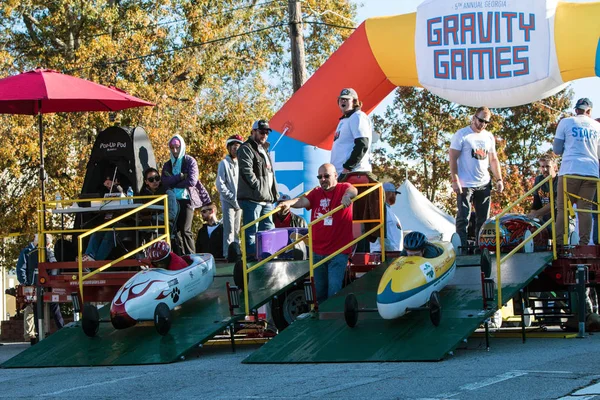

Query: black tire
429;291;442;327
233;259;245;290
272;289;308;331
154;302;171;336
480;248;492;278
82;303;100;337
344;293;359;328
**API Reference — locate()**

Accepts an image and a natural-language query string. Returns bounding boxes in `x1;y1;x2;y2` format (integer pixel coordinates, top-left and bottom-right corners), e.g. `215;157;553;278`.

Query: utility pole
288;0;307;92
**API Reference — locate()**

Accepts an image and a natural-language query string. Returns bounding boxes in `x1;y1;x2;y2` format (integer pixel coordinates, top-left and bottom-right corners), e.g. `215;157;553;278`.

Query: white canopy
390;179;456;241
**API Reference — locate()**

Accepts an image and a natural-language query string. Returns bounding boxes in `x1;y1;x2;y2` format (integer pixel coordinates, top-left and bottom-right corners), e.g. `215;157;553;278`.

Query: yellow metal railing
494;175;556;308
240;182;384;315
560;175;600;246
37;194;170;303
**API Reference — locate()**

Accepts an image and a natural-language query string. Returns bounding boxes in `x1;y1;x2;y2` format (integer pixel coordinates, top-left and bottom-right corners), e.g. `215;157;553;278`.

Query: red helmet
226;134;244;147
148;241;170;262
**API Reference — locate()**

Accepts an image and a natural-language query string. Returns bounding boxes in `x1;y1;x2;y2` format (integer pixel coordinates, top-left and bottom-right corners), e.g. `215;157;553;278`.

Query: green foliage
0;0;356;265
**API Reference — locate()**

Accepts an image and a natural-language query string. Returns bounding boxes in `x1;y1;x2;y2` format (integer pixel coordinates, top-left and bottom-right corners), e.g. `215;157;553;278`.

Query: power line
4;1;284;54
302;20;356;30
66;23;286;73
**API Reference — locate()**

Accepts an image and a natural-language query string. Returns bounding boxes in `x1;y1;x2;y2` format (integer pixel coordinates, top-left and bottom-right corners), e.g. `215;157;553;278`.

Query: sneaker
81;254;95;262
78;254;93;273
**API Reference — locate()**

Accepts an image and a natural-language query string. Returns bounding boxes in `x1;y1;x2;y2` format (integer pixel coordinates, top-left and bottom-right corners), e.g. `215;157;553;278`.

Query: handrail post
495;217;502;308
550;175;557;260
379;184;386;262
563;175;569;245
241;215;249;316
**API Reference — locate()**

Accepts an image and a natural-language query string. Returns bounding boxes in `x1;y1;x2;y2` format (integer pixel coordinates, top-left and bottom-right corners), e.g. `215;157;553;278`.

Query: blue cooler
255;227;308;261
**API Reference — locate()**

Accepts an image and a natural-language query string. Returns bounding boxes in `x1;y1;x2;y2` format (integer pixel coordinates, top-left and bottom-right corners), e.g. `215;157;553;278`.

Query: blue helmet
404;231;427;251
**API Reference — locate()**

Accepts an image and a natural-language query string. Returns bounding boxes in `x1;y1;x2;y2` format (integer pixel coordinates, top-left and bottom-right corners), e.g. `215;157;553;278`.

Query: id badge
324;216;333;226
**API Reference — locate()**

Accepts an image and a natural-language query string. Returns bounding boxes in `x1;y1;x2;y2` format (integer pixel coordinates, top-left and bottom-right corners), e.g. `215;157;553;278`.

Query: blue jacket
16;243;36;285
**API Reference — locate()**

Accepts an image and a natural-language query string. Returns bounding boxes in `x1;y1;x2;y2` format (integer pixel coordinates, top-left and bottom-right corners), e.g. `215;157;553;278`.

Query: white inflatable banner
415;0;566;107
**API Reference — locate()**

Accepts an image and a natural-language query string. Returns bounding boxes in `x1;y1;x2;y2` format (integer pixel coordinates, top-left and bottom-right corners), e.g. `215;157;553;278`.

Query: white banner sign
415;0;565;107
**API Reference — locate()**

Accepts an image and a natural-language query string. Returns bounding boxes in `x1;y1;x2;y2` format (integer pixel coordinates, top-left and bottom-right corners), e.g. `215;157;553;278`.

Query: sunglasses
316;174;331;180
200;209;213;213
475;116;490;124
257;129;270;135
146;176;160;183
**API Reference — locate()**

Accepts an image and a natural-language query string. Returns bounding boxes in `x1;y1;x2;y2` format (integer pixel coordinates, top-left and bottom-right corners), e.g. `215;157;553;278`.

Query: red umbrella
0;69;154;204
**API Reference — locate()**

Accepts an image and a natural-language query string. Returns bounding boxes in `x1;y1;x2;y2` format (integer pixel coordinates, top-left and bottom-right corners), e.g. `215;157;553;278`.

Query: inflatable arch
270;0;599;211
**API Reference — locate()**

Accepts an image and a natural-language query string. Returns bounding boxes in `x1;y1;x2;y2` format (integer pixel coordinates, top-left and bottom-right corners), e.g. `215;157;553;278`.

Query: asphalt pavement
1;332;600;399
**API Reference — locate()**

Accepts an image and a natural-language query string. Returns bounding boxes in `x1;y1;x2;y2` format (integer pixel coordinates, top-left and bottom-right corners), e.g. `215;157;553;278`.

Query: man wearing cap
553;98;600;245
274;194;307;229
217;134;244;256
370;182;403;253
331;88;373;178
237;120;279;260
331;88;380;247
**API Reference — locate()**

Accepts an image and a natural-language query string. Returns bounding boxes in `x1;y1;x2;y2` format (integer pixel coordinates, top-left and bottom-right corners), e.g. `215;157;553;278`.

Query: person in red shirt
278;163;357;302
147;240;189;271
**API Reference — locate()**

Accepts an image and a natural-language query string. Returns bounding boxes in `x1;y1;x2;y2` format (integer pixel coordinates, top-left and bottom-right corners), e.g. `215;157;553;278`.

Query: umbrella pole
38;109;46;208
37;106;46;341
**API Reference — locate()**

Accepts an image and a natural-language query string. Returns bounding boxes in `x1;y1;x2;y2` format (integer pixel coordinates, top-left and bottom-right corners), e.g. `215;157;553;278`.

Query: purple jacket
161;154;211;209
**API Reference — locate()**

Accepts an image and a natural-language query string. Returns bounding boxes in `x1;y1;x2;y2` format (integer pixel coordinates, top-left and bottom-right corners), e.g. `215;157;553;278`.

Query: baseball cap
575;98;593;110
252;119;272;131
339;88;358;100
226;134;244;147
383;182;400;194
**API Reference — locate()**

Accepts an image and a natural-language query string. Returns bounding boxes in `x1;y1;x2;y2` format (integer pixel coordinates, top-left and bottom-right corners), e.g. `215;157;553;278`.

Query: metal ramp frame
3;260;311;368
243;252;553;363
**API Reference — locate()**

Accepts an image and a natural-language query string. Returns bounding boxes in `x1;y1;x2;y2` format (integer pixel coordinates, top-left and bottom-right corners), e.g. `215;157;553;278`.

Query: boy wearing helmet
216;134;244;256
400;231;442;259
148;240;188;271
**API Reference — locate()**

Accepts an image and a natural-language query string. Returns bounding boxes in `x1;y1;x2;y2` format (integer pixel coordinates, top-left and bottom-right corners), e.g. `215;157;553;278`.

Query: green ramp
243;252;553;363
3;260;310;368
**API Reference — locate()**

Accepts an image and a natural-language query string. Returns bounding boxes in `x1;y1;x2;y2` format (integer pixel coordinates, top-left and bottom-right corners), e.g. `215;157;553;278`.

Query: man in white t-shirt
371;182;403;253
330;88;379;248
553;98;600;246
331;88;372;177
449;106;503;253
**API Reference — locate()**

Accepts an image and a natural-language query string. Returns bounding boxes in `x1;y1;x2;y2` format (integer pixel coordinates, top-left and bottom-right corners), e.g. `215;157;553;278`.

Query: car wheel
154;302;171;336
272;288;308;331
82;303;99;337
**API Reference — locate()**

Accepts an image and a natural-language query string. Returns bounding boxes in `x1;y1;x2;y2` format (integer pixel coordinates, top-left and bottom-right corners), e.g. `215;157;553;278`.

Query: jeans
239;200;274;259
556;176;597;245
593;192;598;245
85;231;115;260
176;199;195;255
313;253;349;303
221;200;242;256
456;181;491;252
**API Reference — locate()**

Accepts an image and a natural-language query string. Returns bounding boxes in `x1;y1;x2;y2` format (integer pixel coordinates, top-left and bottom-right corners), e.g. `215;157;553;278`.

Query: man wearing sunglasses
449;106;503;254
278;163;357;303
237;119;279;260
195;202;223;259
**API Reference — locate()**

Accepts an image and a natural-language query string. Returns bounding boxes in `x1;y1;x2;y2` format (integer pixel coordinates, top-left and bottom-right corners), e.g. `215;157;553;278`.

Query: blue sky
353;0;600;120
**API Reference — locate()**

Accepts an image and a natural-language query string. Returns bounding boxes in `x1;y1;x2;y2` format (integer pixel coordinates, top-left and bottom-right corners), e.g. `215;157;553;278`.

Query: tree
0;0;356;262
372;86;471;210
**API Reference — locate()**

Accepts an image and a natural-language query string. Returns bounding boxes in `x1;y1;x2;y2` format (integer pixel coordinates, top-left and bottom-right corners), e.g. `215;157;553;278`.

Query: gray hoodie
216;154;239;209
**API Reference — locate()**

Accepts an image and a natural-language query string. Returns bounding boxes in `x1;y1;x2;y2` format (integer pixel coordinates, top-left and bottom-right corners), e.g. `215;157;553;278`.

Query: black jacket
195;223;224;259
237;138;278;203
